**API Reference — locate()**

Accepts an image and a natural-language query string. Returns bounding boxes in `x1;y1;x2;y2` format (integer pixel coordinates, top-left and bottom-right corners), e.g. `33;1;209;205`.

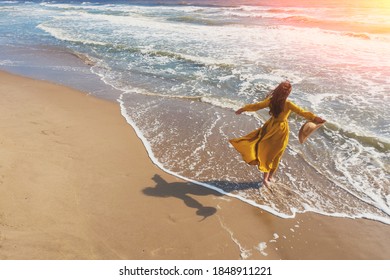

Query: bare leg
263;172;270;187
268;168;277;182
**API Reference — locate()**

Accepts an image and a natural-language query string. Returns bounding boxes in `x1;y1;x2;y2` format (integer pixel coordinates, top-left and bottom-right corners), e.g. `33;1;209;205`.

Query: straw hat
298;121;325;144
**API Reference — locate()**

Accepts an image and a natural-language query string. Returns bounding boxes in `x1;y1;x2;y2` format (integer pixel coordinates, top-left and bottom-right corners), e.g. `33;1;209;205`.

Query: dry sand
1;70;390;260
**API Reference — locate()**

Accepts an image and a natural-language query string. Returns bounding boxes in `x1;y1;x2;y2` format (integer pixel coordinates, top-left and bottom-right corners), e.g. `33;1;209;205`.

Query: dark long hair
268;81;292;118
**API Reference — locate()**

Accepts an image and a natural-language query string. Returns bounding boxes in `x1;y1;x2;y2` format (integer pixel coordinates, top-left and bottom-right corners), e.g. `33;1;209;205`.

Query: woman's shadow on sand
143;174;223;221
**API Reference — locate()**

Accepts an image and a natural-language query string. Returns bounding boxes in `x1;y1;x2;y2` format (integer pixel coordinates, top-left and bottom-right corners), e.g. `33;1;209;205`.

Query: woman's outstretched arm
288;101;325;123
235;98;271;115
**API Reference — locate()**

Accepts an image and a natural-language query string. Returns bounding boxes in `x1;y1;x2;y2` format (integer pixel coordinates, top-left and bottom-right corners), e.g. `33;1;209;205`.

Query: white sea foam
217;216;252;259
200;96;243;111
254;242;268;256
37;24;107;46
0;60;16;66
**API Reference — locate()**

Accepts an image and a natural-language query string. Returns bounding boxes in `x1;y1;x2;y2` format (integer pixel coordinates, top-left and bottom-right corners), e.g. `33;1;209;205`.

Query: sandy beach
1;70;390;260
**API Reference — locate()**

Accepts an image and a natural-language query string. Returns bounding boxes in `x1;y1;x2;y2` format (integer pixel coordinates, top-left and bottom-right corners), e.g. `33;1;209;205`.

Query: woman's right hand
235;108;245;115
314;117;326;124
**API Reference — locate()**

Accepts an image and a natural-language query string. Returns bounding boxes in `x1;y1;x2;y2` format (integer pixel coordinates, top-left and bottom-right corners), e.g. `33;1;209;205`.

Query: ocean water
1;0;389;224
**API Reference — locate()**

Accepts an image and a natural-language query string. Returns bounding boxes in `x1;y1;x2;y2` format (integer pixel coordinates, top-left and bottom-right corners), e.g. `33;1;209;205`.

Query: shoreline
1;70;390;260
3;44;389;226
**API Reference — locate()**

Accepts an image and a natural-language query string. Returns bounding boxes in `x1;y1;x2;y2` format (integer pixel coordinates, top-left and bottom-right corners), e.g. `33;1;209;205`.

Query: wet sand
1;70;390;260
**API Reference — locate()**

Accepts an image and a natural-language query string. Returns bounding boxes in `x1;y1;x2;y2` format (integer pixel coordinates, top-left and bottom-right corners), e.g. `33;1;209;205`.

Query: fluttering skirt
229;118;289;173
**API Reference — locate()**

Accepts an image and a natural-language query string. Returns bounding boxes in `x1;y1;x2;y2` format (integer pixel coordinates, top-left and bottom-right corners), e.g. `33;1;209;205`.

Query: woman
229;81;325;187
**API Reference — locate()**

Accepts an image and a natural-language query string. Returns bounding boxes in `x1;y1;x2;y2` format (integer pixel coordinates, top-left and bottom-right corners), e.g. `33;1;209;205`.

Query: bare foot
261;181;274;194
268;177;275;182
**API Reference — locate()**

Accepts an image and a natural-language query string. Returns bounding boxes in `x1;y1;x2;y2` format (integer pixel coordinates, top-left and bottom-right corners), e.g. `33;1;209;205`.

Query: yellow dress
229;98;317;173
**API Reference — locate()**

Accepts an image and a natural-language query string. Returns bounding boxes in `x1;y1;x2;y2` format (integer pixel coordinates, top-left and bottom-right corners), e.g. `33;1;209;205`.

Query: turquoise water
1;0;389;224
